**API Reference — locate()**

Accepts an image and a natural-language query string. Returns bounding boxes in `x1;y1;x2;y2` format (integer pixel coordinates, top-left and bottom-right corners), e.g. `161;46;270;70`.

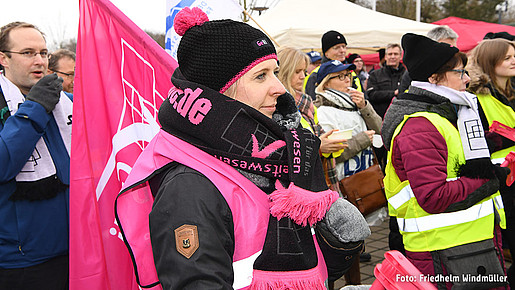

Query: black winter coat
366;65;406;118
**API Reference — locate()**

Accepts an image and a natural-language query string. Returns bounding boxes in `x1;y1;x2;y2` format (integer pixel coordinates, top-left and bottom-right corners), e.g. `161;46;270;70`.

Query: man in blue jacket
0;22;71;290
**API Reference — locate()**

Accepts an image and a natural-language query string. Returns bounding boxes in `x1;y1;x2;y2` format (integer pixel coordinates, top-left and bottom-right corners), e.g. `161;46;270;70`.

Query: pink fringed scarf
270;180;339;227
250;267;326;290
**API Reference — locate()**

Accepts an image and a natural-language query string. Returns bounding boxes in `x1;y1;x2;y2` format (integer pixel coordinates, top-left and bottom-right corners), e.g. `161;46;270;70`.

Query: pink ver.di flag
70;0;177;289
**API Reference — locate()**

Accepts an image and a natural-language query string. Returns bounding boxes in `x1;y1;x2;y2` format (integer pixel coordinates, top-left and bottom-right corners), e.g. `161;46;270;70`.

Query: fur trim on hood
466;62;493;95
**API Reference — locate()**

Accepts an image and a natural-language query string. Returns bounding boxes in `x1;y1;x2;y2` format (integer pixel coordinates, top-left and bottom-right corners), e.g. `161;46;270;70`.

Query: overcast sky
2;0;278;50
2;0;166;50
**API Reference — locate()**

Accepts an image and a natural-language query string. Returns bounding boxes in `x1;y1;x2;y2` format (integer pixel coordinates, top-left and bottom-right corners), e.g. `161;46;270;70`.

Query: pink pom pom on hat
173;7;277;93
173;7;209;36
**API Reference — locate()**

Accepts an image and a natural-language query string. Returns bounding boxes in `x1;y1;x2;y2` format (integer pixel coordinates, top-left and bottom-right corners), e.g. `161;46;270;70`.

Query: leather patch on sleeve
174;224;199;259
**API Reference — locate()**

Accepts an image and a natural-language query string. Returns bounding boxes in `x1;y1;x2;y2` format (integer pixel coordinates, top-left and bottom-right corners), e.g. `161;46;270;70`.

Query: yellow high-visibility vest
384;111;505;252
299;106;319;133
477;93;515;164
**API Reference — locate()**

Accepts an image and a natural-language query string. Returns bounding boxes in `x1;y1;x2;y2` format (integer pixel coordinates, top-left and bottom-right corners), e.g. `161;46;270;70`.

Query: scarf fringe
248;279;326;290
249;268;326;290
10;174;68;201
269;180;339;226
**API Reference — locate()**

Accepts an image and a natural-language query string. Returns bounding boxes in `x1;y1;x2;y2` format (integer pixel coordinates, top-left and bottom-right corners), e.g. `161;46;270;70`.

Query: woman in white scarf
315;60;382;182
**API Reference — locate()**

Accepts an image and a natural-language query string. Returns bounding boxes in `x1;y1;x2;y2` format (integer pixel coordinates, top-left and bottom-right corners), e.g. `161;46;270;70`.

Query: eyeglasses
2;50;49;59
53;70;74;78
329;72;352;81
450;69;469;79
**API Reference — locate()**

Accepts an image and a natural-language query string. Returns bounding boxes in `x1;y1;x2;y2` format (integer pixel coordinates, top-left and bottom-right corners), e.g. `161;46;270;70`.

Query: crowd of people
1;6;515;290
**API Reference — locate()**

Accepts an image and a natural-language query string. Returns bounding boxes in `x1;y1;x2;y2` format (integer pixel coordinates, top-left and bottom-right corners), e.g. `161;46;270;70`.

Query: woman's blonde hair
315;72;334;95
469;38;515;99
223;79;238;100
277;47;309;95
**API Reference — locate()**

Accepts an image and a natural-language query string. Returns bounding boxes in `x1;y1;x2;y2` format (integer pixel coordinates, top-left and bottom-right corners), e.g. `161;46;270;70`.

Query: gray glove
26;74;63;113
319;198;371;244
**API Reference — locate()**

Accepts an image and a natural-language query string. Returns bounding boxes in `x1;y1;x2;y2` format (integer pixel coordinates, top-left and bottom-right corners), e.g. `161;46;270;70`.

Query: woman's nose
272;76;286;96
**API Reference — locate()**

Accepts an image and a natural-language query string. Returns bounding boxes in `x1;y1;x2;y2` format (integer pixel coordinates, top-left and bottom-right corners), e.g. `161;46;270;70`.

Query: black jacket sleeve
149;163;235;290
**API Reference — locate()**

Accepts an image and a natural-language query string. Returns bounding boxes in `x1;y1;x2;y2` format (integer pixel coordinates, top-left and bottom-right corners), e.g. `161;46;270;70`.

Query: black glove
315;228;363;282
444;178;499;212
457;158;496;179
494;164;511;192
494;164;511;182
26;74;63;113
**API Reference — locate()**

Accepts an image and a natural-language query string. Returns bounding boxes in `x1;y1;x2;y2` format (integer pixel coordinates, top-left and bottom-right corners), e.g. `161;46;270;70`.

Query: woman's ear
428;74;438;84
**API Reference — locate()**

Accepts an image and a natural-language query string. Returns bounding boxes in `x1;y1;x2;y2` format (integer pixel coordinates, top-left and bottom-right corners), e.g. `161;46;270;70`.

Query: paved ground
334;217;390;288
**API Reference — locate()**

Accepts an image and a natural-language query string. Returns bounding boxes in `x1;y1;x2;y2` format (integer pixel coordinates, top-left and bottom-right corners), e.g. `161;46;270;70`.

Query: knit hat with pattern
174;7;277;93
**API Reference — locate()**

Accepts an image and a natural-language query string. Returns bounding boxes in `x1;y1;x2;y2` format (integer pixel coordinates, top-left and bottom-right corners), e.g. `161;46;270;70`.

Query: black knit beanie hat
347;53;361;64
401;33;459;81
174;7;277;93
484;31;515;41
322;30;347;54
378;48;385;61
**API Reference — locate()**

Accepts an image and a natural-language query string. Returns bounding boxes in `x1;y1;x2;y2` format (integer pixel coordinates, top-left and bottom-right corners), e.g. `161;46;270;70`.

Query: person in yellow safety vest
467;38;515;285
303;30;362;99
388;25;460;257
381;33;508;289
306;50;322;75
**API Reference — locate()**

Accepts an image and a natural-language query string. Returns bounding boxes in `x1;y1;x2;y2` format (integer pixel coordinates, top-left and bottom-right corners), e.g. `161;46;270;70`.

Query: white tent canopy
250;0;437;54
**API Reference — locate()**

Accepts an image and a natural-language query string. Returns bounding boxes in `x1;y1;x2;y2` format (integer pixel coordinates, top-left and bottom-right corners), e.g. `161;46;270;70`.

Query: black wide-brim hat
401;33;459;81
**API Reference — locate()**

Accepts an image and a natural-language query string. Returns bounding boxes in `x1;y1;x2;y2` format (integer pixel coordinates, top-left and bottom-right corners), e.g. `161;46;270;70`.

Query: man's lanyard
0;87;11;125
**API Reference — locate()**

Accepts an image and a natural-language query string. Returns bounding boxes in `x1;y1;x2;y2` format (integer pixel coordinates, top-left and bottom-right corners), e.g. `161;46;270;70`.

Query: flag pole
243;10;280;48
